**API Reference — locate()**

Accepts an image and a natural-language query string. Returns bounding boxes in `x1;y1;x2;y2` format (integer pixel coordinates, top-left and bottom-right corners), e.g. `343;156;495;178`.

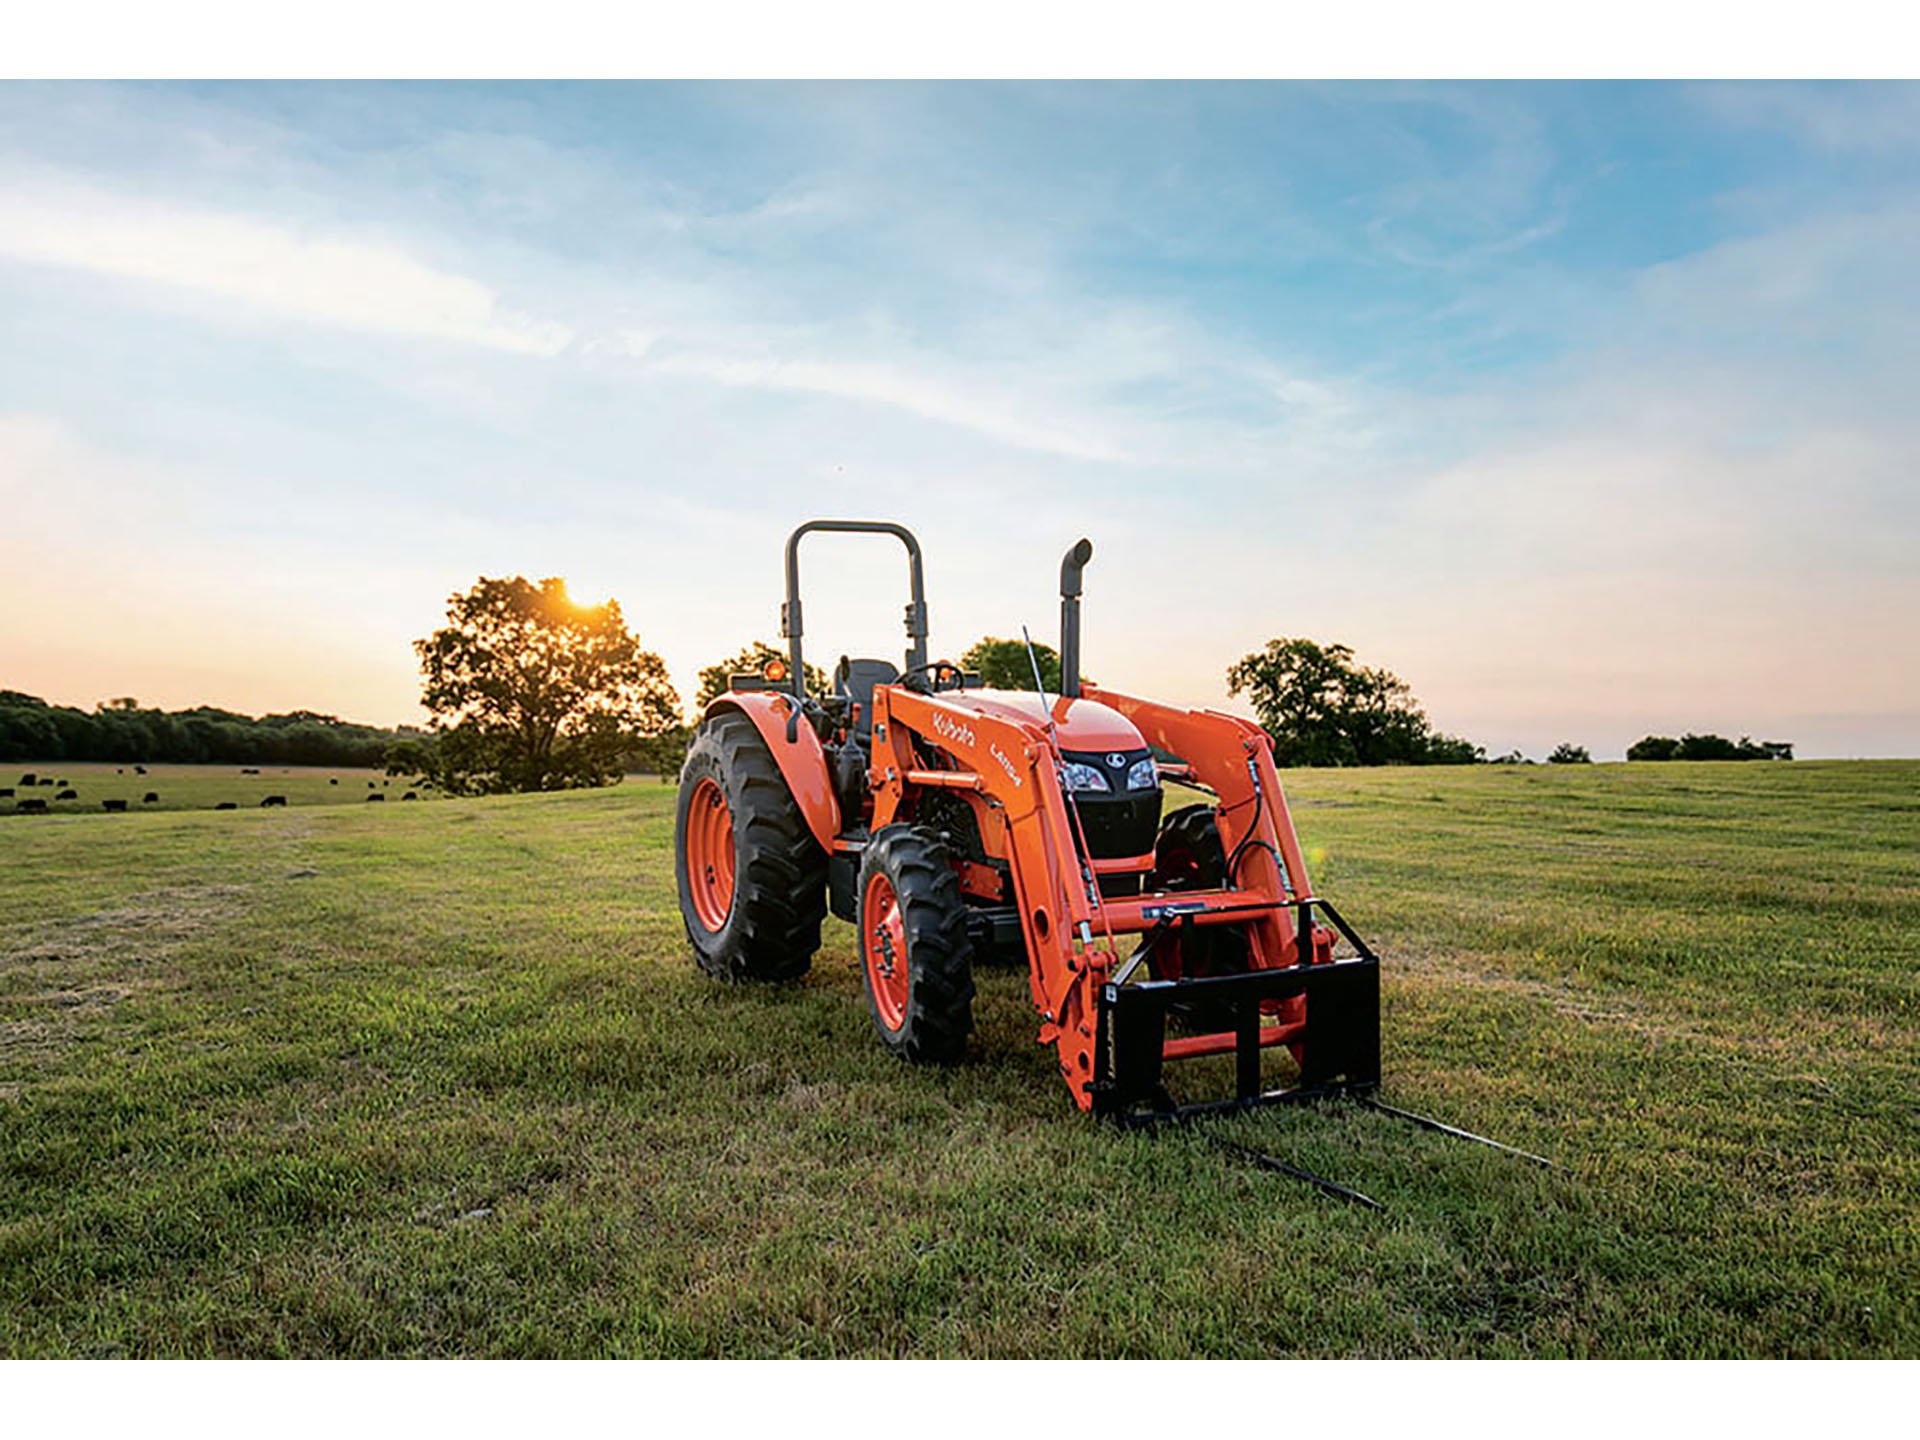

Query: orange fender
702;693;841;852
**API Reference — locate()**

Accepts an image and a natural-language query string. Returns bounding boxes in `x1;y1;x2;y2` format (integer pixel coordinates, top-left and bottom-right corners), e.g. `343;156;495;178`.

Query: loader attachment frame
1092;902;1381;1124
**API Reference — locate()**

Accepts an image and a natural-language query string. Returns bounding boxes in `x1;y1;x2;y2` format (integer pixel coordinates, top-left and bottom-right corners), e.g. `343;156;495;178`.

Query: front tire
675;711;827;982
857;825;975;1064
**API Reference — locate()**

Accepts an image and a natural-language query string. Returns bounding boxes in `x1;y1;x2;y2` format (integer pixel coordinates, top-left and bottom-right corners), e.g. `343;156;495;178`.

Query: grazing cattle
261;795;287;808
0;788;11;798
18;773;36;785
39;777;53;785
241;767;260;775
143;792;159;803
402;791;418;801
367;780;376;788
19;798;48;813
329;778;339;785
215;801;238;810
55;788;77;800
102;799;128;812
117;768;124;774
366;793;385;803
134;765;147;774
57;779;70;786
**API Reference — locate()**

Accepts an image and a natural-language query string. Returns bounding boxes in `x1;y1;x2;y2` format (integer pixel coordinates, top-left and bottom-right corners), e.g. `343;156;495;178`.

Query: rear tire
675;711;827;982
857;825;975;1064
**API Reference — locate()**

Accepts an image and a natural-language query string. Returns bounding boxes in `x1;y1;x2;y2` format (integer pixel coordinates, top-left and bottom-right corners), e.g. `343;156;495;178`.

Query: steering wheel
901;660;966;694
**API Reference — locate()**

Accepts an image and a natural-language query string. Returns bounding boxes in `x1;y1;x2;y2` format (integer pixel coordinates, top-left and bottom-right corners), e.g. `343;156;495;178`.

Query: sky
1;80;1916;759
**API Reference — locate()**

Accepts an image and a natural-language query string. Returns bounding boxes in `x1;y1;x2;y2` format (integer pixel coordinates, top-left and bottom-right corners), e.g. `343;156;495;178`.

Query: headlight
1126;757;1158;790
1059;760;1110;793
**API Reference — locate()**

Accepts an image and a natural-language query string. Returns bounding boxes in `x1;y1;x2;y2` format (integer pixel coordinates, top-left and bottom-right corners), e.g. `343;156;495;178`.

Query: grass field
3;761;436;815
0;760;1913;1357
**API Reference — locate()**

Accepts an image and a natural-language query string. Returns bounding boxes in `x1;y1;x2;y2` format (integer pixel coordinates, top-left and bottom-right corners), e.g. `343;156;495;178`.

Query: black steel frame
782;520;928;699
1091;897;1382;1124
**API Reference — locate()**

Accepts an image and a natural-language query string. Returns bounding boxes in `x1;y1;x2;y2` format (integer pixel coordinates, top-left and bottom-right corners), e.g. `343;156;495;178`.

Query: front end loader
674;522;1550;1192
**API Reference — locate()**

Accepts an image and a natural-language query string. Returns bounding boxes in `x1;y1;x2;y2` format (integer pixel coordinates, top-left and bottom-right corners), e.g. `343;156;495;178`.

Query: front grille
1070;790;1163;860
1060;747;1162;860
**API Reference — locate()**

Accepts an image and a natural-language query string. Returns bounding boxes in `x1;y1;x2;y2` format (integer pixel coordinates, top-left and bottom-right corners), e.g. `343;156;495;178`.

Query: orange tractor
675;522;1547;1188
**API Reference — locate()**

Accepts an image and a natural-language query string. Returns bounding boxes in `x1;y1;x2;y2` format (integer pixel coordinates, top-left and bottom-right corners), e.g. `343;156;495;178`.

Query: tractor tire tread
859;824;975;1065
676;710;827;982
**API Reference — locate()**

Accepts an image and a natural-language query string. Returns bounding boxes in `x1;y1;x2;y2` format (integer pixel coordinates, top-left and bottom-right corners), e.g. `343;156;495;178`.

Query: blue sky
2;81;1916;757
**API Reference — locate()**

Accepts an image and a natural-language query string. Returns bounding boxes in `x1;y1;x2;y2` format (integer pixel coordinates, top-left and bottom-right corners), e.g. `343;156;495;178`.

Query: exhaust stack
1059;538;1092;699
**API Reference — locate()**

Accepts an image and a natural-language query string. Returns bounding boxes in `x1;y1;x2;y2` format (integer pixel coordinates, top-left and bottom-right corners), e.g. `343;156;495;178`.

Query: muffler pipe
1059;538;1092;699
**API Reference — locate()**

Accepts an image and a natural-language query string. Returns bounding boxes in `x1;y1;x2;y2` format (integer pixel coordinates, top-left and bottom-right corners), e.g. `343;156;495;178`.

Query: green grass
0;760;1913;1356
3;760;437;815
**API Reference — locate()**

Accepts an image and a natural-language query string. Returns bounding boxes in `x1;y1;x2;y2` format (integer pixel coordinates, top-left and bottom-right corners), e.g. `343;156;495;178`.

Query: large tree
960;636;1065;693
695;642;828;711
1226;637;1482;767
413;576;680;794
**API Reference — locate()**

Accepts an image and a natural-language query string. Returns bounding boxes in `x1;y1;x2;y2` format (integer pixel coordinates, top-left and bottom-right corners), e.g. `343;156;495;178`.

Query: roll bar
782;520;928;700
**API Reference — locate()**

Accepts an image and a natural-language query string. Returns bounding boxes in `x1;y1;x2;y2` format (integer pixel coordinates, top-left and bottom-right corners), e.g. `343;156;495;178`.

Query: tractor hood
945;688;1149;754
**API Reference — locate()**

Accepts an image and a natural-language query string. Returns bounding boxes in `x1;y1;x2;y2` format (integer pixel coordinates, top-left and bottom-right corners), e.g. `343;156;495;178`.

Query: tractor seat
835;656;900;741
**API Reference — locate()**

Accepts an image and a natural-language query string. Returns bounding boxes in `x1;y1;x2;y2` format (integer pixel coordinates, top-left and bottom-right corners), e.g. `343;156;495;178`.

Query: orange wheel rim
862;872;908;1030
686;777;736;931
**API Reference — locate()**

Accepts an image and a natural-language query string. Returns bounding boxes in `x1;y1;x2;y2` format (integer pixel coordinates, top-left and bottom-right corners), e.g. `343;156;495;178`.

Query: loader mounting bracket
1091;951;1381;1125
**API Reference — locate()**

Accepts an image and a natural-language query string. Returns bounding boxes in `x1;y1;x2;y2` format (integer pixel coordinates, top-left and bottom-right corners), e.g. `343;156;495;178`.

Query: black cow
134;765;147;774
402;792;418;801
18;773;36;785
215;802;238;811
261;795;287;808
38;777;54;785
367;780;376;788
143;792;159;803
329;778;339;785
102;799;128;812
366;793;385;803
19;798;47;813
0;788;12;798
241;767;260;775
55;788;77;800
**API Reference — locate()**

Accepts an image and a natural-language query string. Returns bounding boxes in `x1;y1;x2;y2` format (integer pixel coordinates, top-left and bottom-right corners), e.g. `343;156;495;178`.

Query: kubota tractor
674;518;1422;1135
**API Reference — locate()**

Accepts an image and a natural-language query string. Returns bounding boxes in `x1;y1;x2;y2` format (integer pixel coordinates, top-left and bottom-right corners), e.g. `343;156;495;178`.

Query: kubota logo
930;712;976;748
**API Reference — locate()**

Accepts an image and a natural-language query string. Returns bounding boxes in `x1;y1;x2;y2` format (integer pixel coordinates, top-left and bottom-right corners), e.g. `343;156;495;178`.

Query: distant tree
1675;732;1742;761
635;723;693;783
1226;637;1481;767
0;690;402;766
1547;743;1592;764
384;736;435;779
696;642;829;711
961;637;1065;693
414;576;680;795
1628;733;1792;761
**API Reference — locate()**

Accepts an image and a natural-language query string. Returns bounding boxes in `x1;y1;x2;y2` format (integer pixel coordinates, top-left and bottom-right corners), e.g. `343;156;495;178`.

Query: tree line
6;573;1795;790
0;691;420;767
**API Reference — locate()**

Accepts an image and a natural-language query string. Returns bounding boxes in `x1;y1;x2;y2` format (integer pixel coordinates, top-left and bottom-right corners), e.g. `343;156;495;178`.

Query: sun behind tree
412;576;680;794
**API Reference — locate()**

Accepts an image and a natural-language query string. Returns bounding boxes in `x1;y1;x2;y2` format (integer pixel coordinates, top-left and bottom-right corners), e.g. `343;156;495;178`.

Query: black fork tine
1355;1097;1562;1170
1213;1138;1385;1210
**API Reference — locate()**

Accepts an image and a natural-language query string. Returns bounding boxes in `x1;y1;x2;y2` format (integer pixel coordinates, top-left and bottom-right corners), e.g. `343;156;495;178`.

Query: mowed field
0;760;1913;1357
4;761;434;815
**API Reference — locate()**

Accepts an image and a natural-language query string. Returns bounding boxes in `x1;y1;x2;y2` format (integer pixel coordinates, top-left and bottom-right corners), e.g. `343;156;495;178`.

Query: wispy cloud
1691;82;1920;153
0;177;571;355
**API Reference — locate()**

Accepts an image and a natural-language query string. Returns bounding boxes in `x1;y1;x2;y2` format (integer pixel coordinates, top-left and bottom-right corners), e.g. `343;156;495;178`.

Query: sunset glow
3;82;1917;758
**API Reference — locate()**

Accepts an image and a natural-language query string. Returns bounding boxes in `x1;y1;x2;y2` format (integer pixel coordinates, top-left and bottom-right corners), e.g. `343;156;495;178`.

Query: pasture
3;762;431;815
0;760;1913;1357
